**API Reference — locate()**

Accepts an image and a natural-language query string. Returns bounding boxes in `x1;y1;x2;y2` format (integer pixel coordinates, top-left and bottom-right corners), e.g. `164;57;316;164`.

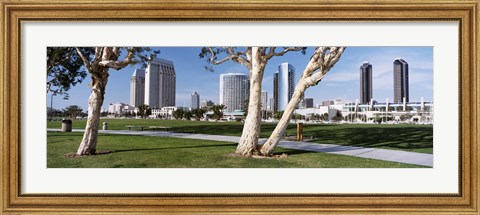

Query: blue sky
47;47;433;111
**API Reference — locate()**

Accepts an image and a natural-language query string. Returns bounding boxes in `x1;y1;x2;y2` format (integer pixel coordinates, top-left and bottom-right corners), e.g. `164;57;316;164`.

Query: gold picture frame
1;0;478;214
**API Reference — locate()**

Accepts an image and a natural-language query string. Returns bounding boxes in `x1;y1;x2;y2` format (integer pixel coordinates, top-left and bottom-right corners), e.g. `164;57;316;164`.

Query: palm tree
212;104;226;121
192;108;206;121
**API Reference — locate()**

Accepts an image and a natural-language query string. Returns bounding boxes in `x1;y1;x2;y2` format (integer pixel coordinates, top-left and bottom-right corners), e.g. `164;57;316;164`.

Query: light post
49;92;56;121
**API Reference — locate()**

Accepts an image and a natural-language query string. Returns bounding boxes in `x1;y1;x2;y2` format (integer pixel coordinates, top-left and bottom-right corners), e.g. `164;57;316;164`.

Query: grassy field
48;119;433;154
48;132;425;168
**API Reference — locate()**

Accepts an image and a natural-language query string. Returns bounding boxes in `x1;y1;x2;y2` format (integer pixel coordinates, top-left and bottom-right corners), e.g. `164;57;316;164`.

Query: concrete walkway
48;129;433;167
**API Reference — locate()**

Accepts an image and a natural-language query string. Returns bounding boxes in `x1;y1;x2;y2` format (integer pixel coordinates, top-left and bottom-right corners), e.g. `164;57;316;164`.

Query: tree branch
75;48;92;73
208;47;234;65
98;47;135;70
226;47;251;69
265;47;305;60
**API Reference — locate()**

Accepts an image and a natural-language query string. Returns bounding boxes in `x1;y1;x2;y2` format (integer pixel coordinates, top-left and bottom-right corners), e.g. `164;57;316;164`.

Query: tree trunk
235;47;264;156
76;73;108;155
260;82;307;156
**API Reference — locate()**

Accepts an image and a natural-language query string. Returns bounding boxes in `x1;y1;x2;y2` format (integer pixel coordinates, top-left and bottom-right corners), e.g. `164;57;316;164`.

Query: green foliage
63;105;83;119
400;114;413;121
331;111;343;122
292;113;305;120
319;113;329;121
184;111;193;120
173;109;185;120
212;104;226;121
47;107;62;119
191;108;206;121
345;113;367;122
47;47;159;98
274;111;284;120
137;104;151;119
47;47;93;99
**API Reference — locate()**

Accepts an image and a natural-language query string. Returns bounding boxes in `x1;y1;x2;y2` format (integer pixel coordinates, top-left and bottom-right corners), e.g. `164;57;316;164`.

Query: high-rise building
201;100;214;109
144;58;176;109
191;91;200;109
360;61;373;104
219;73;249;112
269;98;275;112
261;91;268;111
277;62;295;111
273;72;279;112
130;68;145;107
321;100;334;106
304;98;314;108
393;58;409;103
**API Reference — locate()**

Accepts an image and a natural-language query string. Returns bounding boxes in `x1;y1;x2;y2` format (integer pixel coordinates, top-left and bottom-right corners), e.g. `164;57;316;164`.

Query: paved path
48;129;433;167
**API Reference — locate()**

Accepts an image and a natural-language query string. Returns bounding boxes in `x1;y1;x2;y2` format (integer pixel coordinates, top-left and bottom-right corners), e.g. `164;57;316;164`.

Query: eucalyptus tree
200;47;305;156
48;47;159;155
260;47;346;156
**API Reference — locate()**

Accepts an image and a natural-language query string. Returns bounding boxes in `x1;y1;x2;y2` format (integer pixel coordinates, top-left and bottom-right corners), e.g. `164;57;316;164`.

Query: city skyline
47;47;433;111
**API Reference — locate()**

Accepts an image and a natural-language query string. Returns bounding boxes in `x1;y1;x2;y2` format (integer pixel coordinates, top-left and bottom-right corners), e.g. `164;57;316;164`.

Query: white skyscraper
277;62;295;111
261;91;268;111
219;73;249;112
144;58;176;109
191;91;200;109
130;68;145;107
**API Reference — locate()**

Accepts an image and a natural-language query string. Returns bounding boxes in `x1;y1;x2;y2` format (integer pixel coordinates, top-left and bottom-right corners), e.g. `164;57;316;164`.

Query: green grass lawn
48;119;433;154
48;132;425;168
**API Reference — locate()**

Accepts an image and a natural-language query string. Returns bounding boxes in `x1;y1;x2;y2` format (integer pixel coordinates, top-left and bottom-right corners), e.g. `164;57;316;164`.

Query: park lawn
48;119;432;154
47;132;426;168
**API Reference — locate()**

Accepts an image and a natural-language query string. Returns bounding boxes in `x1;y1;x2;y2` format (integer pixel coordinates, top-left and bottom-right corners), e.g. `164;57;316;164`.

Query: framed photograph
1;0;478;214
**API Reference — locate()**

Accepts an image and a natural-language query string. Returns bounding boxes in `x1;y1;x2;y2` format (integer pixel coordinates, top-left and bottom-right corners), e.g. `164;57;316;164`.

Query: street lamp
49;92;56;121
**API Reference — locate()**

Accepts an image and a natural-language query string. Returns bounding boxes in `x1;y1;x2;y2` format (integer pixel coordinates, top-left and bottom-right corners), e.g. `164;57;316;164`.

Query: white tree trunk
76;73;108;155
260;82;307;155
260;47;346;156
235;47;264;156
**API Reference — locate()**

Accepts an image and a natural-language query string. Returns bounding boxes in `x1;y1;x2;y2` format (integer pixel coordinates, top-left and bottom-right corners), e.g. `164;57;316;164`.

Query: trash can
102;122;108;130
61;119;72;132
296;122;303;141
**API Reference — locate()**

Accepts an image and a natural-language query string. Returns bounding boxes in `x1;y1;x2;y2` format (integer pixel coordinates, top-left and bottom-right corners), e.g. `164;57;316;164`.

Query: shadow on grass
112;143;237;153
169;124;246;136
303;126;433;151
273;149;315;156
170;123;297;137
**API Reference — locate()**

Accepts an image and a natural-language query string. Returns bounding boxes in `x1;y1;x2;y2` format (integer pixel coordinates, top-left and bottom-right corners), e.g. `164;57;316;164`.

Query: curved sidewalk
48;129;433;167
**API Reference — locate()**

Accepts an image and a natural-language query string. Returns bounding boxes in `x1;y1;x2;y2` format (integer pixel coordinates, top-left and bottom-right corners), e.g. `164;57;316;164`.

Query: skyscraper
269;98;275;112
144;58;176;109
304;98;314;108
191;91;200;109
273;72;279;112
277;62;295;111
219;73;249;112
360;61;373;104
261;91;268;111
130;68;145;107
393;58;409;103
